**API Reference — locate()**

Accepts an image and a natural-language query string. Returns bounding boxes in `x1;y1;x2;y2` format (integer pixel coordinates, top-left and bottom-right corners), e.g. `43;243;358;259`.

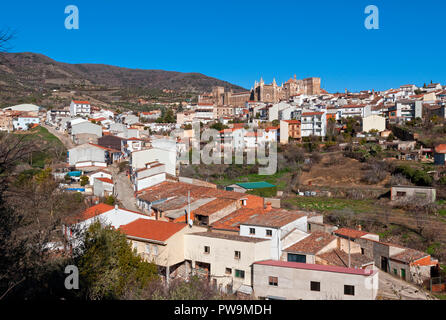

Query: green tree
104;195;116;205
75;222;158;300
80;175;89;186
210;122;228;131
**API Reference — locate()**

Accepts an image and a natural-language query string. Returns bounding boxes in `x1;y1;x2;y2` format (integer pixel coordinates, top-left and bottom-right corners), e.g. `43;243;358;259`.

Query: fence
429;276;446;293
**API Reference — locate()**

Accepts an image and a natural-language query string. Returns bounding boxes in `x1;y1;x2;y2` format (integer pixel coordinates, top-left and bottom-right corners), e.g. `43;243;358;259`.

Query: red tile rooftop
254;260;375;276
96;177;113;184
284;231;336;255
435;144;446;153
211;207;269;231
193;198;236;216
390;248;429;263
334;227;371;239
243;210;306;228
120;218;186;242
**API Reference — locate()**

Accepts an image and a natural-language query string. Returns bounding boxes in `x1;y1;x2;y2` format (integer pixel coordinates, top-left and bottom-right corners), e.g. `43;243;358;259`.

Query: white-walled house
185;232;271;294
12;116;40;131
252;260;379;300
68;143;108;167
63;203;154;247
93;177;114;197
70;100;91;117
132;161;167;192
239;210;308;260
87;169;112;185
362;115;386;133
300;111;326;137
131;147;177;176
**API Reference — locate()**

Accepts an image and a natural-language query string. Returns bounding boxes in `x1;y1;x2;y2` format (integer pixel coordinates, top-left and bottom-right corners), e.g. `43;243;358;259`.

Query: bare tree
0;28;15;52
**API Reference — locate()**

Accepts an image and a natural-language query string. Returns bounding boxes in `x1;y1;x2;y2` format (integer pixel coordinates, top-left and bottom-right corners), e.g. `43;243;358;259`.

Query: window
234;251;241;260
344;285;355;296
204;246;210;254
132;242;138;251
266;229;272;237
361;248;365;255
249;228;256;235
310;281;320;292
145;244;150;254
225;268;232;275
268;276;278;286
235;269;245;279
287;253;306;263
396;191;406;197
152;245;158;256
393;268;397;275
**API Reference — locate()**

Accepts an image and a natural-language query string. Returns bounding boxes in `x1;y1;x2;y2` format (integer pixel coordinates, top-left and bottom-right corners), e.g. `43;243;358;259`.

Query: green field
284;196;379;214
15;126;66;168
211;168;290;190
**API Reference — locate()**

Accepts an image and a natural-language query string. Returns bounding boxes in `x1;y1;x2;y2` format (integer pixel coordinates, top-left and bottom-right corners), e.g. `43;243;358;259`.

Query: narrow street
377;270;437;300
109;164;140;212
42;124;74;149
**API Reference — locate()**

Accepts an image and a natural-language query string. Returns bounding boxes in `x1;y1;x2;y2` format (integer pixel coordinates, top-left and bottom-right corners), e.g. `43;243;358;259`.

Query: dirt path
377;270;437;300
42;124;74;149
109;164;140;212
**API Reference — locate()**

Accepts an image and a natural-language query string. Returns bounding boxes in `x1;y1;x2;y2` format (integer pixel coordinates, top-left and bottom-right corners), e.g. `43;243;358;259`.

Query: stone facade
201;76;321;107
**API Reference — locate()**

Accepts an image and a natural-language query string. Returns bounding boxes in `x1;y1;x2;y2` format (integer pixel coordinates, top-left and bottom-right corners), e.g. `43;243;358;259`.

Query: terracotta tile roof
88;143;121;153
242;210;306;228
73;203;114;222
283;120;300;124
193;198;236;216
334;228;370;239
254;260;375;276
390;248;429;263
302;112;324;116
284;231;336;254
72;100;90;104
211;208;268;231
435;144;446;153
119;218;186;242
317;249;374;268
136;181;246;203
152;196;190;211
96;177;113;184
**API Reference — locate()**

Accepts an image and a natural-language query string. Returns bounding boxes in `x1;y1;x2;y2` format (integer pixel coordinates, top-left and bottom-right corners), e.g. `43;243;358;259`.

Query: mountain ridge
0;52;246;94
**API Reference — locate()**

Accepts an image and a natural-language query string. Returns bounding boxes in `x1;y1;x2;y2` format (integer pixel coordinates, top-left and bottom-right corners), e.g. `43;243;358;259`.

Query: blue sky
1;0;445;92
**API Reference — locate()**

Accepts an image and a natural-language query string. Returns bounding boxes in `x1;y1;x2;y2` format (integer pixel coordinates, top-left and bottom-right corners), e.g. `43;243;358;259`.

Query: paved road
377;270;437;300
43;124;74;149
110;164;140;212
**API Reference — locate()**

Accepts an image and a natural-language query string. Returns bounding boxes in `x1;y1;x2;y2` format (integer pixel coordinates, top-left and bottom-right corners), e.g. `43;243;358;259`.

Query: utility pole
187;190;191;227
348;236;351;268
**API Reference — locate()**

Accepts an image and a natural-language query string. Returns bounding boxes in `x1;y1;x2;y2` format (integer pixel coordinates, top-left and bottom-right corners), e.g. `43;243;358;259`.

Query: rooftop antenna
187;190;192;228
348;235;351;268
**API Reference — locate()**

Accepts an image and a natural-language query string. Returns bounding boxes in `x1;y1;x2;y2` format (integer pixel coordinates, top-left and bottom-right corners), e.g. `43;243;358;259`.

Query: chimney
357;225;362;231
265;202;272;211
